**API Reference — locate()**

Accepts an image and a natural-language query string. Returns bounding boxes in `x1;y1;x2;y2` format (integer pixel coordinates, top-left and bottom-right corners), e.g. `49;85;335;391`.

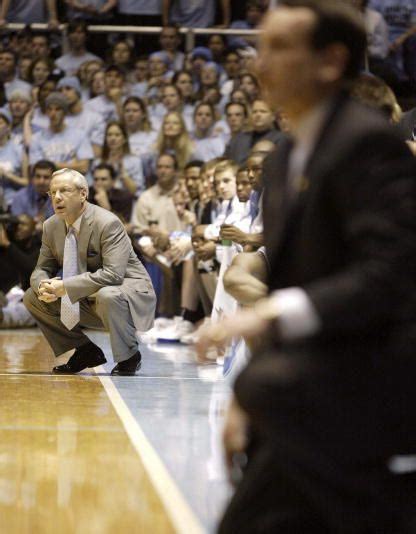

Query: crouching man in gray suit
24;168;156;375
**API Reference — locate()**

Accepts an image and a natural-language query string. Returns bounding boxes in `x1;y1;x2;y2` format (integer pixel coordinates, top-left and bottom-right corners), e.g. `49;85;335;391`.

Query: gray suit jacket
31;202;156;331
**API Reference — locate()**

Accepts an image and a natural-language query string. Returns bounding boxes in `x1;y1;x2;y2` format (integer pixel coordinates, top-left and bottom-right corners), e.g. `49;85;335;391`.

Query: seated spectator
130;56;149;98
29;92;93;175
183;159;204;214
0;49;31;101
224;99;283;164
85;64;126;122
131;153;181;236
151;111;195;173
207;34;227;65
0;109;27;207
28;77;57;138
219;150;267;250
200;159;245;243
228;0;266;49
8;89;32;149
191;102;227;160
28;57;54;90
88;162;134;223
229;87;251;109
108;38;135;77
146;51;173;103
55;20;100;76
17;54;33;83
88;68;105;99
95;121;145;196
138;186;196;267
187;47;213;86
11;159;55;232
77;58;104;101
0;214;41;328
224;101;249;143
198;61;221;100
122;96;158;159
238;72;261;104
30;32;52;60
150;83;194;131
57;76;105;158
220;50;242;98
158;25;185;72
172;70;196;105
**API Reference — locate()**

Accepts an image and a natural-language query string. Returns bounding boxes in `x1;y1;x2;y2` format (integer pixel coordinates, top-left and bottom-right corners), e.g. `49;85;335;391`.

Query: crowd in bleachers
1;0;416;360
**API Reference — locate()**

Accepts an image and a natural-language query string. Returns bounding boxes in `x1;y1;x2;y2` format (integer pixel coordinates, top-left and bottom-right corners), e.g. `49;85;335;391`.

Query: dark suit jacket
224;128;284;164
231;94;416;530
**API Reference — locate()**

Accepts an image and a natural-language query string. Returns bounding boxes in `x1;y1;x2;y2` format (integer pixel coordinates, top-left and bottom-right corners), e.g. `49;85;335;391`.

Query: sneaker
157;318;195;343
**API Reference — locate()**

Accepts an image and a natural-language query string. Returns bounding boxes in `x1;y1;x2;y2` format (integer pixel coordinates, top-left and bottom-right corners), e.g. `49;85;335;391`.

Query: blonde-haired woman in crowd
154;111;194;170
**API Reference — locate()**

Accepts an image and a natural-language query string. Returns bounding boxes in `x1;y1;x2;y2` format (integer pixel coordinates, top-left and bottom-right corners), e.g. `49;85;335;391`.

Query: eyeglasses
48;186;80;198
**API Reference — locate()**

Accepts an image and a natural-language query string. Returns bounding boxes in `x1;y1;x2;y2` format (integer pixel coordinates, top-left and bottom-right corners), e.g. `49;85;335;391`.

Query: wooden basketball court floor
0;327;231;534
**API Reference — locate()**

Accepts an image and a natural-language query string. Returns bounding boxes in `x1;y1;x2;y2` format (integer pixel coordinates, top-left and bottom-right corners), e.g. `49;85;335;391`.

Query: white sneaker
157;318;195;343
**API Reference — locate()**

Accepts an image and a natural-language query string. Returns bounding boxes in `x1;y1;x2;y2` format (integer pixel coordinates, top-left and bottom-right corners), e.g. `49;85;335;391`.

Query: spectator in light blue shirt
57;76;105;158
0;108;27;207
29;92;93;175
0;49;32;102
94;121;145;197
55;20;100;76
85;64;126;122
122;96;158;160
8;89;32;150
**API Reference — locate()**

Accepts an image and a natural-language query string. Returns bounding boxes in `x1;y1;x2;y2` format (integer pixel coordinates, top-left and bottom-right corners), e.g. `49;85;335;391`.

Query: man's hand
195;240;216;261
170;238;192;265
38;277;66;302
220;224;248;245
196;307;271;363
0;224;10;248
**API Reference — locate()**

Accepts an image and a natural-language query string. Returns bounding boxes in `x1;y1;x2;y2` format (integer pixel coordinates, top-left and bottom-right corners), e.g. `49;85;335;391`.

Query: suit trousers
23;287;139;362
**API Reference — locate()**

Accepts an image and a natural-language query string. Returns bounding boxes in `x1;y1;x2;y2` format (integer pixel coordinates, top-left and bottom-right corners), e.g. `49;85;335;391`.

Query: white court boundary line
94;365;206;534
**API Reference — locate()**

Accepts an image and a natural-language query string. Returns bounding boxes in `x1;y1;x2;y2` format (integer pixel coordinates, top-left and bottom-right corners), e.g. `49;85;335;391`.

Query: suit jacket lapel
264;137;294;269
266;94;349;270
78;203;94;273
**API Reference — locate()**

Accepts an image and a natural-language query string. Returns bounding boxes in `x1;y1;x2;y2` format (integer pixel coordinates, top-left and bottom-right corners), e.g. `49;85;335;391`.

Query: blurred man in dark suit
198;1;416;532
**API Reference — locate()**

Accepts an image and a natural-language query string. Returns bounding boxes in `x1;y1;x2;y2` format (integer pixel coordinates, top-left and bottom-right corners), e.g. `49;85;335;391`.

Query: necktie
60;226;80;330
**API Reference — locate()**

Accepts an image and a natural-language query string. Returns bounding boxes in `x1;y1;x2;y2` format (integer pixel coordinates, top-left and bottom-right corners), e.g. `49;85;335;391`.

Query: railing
0;23;261;53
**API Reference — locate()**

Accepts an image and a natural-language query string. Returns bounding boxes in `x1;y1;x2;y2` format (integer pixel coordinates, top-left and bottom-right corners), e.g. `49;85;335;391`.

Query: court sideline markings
93;364;206;534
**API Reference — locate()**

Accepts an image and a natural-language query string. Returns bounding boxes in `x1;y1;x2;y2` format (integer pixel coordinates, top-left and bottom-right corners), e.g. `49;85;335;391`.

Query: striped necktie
60;226;80;330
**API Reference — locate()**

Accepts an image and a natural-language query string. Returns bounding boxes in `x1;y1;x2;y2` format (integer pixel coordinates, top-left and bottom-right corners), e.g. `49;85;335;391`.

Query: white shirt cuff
270;287;321;341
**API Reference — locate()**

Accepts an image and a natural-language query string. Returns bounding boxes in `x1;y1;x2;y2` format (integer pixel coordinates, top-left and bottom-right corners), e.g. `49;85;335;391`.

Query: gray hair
51;168;89;196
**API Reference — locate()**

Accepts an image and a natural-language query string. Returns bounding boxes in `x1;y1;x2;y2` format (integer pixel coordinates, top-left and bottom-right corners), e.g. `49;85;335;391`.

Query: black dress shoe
111;351;142;376
53;342;106;374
